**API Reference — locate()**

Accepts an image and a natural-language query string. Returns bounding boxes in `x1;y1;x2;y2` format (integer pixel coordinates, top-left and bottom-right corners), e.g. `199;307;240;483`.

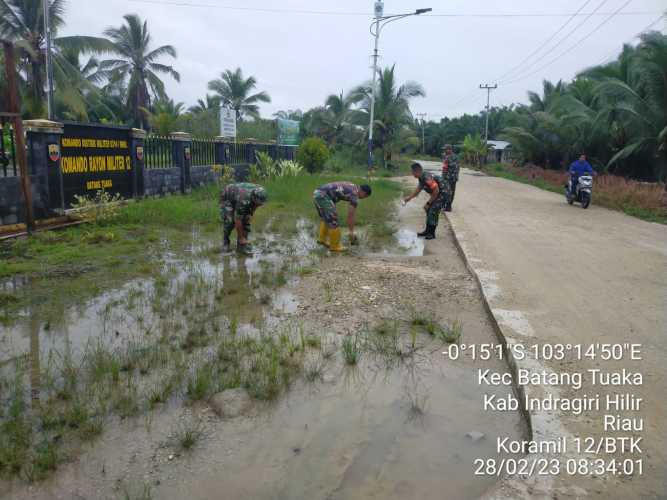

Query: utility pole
368;1;382;171
479;83;497;142
43;0;54;120
3;41;35;231
416;112;427;154
367;1;432;171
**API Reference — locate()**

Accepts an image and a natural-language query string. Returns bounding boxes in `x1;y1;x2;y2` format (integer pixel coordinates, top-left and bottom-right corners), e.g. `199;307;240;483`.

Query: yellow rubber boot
317;222;329;247
328;228;346;252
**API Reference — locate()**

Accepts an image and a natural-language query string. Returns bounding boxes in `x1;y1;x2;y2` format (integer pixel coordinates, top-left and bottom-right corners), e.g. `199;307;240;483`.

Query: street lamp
367;1;432;171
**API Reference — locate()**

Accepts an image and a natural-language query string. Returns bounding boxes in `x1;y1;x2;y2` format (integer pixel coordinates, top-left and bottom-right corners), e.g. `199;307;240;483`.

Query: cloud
61;0;666;120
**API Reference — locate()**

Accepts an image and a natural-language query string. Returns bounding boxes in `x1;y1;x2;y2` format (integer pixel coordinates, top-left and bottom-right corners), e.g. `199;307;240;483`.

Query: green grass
0;176;402;321
342;335;361;365
255;173;401;237
172;418;203;452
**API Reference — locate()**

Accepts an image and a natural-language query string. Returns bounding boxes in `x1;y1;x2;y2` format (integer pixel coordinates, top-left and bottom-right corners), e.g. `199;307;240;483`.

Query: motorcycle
565;175;593;209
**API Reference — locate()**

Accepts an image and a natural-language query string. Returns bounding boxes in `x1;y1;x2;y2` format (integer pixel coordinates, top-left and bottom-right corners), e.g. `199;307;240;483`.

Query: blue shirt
569;160;594;177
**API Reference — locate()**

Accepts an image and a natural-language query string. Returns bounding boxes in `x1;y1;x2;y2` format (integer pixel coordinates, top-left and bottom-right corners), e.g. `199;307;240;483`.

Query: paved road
419;161;667;499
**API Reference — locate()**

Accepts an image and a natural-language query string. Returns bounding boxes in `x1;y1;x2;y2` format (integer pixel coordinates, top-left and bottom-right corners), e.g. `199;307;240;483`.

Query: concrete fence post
23;119;64;218
130;128;146;198
171;132;192;194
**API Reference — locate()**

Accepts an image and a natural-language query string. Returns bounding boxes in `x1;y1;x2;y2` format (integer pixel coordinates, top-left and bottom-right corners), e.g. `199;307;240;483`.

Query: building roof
487;140;511;150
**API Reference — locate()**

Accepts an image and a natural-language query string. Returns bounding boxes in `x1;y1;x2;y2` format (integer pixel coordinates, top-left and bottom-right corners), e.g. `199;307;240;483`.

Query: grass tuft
342;335;361;365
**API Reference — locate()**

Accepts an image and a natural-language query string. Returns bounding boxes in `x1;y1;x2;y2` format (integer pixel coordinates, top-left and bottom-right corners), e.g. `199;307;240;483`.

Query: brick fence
0;120;297;227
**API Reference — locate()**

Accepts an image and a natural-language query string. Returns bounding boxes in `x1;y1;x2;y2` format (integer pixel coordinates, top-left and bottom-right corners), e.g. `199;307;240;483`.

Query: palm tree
207;68;271;121
595;31;667;180
0;0;111;116
189;94;220;114
462;133;489;166
273;109;303;121
101;14;180;128
144;98;184;135
353;65;425;165
320;91;362;145
527;79;566;112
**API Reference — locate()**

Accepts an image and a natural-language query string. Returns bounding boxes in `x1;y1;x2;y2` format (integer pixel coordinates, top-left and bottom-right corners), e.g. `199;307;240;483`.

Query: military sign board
220;106;237;139
59;123;133;207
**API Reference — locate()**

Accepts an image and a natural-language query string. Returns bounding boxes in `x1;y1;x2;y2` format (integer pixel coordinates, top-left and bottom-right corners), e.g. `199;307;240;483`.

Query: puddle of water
0;219;526;500
0;234;312;370
392;228;425;257
156;348;520;500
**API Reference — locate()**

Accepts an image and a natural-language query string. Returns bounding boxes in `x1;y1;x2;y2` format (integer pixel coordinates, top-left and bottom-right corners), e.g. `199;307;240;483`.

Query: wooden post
2;41;35;231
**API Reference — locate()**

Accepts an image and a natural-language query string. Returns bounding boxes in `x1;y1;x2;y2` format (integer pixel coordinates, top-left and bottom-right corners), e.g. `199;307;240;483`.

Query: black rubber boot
223;231;232;252
424;225;437;240
417;228;429;238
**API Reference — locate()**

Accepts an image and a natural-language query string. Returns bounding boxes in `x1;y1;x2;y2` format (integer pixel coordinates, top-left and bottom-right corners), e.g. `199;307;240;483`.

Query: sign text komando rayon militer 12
58;124;134;206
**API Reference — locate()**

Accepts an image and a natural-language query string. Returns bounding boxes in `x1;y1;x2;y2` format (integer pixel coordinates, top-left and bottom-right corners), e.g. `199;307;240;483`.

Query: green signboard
277;118;300;146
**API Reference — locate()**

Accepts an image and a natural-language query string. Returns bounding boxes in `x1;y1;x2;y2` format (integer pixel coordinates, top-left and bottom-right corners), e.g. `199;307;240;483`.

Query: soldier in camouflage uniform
313;181;372;252
220;182;267;254
403;163;448;240
442;145;459;212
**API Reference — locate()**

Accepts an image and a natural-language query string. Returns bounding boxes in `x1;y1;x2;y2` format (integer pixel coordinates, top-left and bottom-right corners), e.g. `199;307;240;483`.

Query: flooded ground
0;204;527;500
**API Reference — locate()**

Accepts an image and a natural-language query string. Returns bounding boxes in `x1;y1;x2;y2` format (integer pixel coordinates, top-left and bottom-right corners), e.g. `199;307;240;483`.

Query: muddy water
155;355;523;500
1;214;526;500
0;228;315;364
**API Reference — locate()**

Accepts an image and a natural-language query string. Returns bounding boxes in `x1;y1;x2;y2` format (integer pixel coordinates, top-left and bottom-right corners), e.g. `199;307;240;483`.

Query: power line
426;12;665;119
443;0;605;109
500;0;611;84
125;0;660;18
504;0;634;85
495;0;594;83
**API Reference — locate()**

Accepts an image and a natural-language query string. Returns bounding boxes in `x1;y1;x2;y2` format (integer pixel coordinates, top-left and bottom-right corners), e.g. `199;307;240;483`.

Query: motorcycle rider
568;153;594;197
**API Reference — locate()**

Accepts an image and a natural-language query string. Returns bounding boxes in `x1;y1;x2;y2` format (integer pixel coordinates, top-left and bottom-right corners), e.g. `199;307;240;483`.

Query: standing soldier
442;144;459;212
220;182;267;254
404;163;448;240
313;181;372;252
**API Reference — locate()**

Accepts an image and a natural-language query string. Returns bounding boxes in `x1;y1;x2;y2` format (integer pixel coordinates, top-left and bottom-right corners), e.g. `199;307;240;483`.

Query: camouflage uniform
442;152;459;211
417;172;448;228
220;182;264;245
313;182;360;228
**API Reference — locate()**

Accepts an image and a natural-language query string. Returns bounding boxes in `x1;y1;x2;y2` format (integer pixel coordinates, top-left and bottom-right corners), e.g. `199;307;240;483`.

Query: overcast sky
61;0;666;122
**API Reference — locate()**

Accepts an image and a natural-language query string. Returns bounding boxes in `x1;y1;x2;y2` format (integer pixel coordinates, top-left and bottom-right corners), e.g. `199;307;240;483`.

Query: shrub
71;190;123;225
277;160;303;177
296;138;330;173
255;151;278;179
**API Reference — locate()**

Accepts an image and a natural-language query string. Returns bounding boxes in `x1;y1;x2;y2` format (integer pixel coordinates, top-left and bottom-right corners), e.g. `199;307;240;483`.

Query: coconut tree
101;14;180;128
594;31;667;180
189;94;221;114
207;68;271;121
353;65;426;165
0;0;112;116
144;98;184;135
527;79;567;112
273;109;303;121
319;91;363;145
